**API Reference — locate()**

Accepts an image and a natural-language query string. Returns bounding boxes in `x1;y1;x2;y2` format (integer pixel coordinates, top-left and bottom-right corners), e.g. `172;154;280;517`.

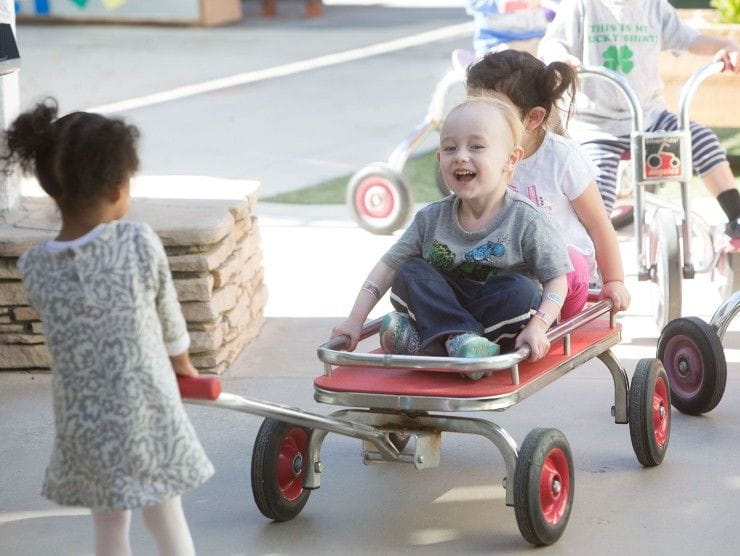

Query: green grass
262;128;740;204
263;150;442;204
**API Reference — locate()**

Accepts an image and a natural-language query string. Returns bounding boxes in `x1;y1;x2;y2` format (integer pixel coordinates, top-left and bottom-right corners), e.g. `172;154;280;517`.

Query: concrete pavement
2;200;740;554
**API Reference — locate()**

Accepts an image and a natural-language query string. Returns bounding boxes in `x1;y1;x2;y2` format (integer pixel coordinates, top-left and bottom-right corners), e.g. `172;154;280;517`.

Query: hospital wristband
361;280;381;301
532;309;552;328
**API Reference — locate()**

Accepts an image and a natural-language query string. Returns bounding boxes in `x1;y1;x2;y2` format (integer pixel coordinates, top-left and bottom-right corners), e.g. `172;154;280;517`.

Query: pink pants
561;247;590;321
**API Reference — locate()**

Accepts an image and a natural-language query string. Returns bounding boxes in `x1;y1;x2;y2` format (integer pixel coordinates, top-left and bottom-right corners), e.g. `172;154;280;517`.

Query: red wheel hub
652;377;669;447
354;177;396;219
539;448;570;525
277;428;308;501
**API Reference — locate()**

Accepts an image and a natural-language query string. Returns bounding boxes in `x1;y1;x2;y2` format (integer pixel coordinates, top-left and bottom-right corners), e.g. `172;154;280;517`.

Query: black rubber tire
514;428;574;546
610;204;634;230
628;359;671;467
347;163;412;235
251;418;311;522
657;317;727;415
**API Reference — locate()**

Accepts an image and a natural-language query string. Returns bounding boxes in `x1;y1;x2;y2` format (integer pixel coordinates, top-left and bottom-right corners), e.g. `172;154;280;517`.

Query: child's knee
506;273;542;310
393;258;440;286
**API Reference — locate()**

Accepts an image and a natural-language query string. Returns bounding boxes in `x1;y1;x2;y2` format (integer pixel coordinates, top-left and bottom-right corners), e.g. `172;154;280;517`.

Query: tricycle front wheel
347;163;412;235
657;317;726;415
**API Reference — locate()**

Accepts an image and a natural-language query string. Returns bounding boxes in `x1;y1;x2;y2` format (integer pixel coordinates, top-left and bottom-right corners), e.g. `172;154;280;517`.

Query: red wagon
181;300;670;547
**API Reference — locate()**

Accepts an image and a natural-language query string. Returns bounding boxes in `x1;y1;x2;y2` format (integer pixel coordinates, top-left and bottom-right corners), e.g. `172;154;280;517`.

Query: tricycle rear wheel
347;163;412;235
657;316;726;415
251;418;312;521
514;428;574;546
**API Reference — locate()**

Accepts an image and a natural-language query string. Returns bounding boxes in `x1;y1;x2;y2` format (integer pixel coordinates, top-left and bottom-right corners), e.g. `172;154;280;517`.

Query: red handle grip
177;375;222;400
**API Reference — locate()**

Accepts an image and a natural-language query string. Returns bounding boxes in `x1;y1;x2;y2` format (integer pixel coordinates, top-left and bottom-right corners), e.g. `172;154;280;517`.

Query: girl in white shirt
466;48;630;318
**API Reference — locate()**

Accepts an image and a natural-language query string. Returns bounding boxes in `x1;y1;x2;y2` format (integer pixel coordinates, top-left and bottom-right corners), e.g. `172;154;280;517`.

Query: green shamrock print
602;45;634;74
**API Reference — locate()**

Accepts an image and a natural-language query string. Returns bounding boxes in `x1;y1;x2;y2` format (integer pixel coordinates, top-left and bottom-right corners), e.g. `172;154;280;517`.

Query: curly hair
1;98;140;211
466;49;576;130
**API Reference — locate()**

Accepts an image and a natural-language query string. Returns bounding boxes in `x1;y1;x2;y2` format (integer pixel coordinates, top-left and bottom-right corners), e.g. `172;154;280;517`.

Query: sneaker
726;217;740;240
446;333;500;380
380;312;421;355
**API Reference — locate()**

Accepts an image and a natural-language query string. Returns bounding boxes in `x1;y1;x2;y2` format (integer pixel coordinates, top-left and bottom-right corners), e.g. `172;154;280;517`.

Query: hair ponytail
1;98;139;209
466;50;577;133
1;97;58;177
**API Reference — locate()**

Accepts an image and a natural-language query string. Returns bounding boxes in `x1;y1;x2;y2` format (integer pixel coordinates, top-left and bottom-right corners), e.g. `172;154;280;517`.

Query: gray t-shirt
538;0;697;138
382;190;573;284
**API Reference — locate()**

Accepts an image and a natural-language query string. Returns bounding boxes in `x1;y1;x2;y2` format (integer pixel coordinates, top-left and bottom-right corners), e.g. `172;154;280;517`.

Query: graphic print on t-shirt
426;239;507;282
508;183;551;213
587;22;658;74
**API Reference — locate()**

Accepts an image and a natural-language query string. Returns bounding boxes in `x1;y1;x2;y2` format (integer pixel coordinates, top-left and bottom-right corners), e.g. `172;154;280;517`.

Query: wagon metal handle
318;301;614;375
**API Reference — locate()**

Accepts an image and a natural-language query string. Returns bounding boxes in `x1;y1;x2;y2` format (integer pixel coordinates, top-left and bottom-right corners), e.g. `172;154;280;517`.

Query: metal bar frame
318;301;614;386
305;409;520;506
710;290;740;342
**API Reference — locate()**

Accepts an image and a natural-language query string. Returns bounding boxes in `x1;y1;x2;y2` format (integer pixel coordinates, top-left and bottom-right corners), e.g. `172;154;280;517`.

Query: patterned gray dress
19;221;214;510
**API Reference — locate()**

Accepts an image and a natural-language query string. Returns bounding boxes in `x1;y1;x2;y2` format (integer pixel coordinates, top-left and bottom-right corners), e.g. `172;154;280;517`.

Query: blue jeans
389;258;541;351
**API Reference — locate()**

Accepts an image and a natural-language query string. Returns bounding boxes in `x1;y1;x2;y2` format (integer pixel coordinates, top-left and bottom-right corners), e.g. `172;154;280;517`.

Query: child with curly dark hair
3;98;213;556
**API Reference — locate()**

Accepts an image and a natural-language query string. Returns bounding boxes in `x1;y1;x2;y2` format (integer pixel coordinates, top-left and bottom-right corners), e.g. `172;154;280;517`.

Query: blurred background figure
467;0;560;58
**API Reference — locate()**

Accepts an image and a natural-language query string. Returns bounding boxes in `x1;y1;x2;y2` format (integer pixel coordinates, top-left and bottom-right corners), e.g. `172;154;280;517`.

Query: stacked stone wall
0;192;265;374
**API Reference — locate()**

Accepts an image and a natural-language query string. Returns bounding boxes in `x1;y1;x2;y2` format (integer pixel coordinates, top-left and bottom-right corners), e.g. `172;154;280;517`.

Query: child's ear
436;150;441;164
107;187;121;203
504;146;524;171
524;107;547;131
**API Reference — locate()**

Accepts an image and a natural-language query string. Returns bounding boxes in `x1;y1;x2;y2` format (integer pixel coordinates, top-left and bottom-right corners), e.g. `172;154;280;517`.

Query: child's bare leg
92;509;132;556
141;496;195;556
701;161;735;196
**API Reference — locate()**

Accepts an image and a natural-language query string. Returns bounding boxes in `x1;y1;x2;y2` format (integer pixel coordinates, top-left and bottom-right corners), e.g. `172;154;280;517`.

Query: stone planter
0;176;266;374
660;9;740;128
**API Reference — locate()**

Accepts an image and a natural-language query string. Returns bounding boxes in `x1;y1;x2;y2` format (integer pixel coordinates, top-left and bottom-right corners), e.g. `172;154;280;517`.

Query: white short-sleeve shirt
509;131;598;276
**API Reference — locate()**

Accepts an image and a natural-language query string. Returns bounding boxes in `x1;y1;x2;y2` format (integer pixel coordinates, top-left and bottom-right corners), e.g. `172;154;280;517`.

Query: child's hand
714;47;740;73
515;320;551;361
600;280;630;313
170;352;199;377
559;53;582;69
332;318;363;351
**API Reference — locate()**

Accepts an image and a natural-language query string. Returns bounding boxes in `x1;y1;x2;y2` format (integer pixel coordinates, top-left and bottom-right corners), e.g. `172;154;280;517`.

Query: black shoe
725;217;740;239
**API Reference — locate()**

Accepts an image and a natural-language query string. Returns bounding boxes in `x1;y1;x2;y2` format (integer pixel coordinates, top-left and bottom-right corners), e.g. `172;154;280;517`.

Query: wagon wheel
628;358;671;467
657;317;726;415
649;209;682;331
514;428;574;546
347;163;412;235
251;418;312;521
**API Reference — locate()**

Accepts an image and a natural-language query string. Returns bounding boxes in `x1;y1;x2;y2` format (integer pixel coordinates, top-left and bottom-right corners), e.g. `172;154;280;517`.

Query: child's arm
332;260;396;351
536;0;583;66
142;225;194;374
515;274;567;361
570;182;630;312
688;35;740;73
170;351;199;377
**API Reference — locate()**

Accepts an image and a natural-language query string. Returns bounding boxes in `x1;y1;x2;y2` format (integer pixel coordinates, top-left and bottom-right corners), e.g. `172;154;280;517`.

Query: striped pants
581;110;728;210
